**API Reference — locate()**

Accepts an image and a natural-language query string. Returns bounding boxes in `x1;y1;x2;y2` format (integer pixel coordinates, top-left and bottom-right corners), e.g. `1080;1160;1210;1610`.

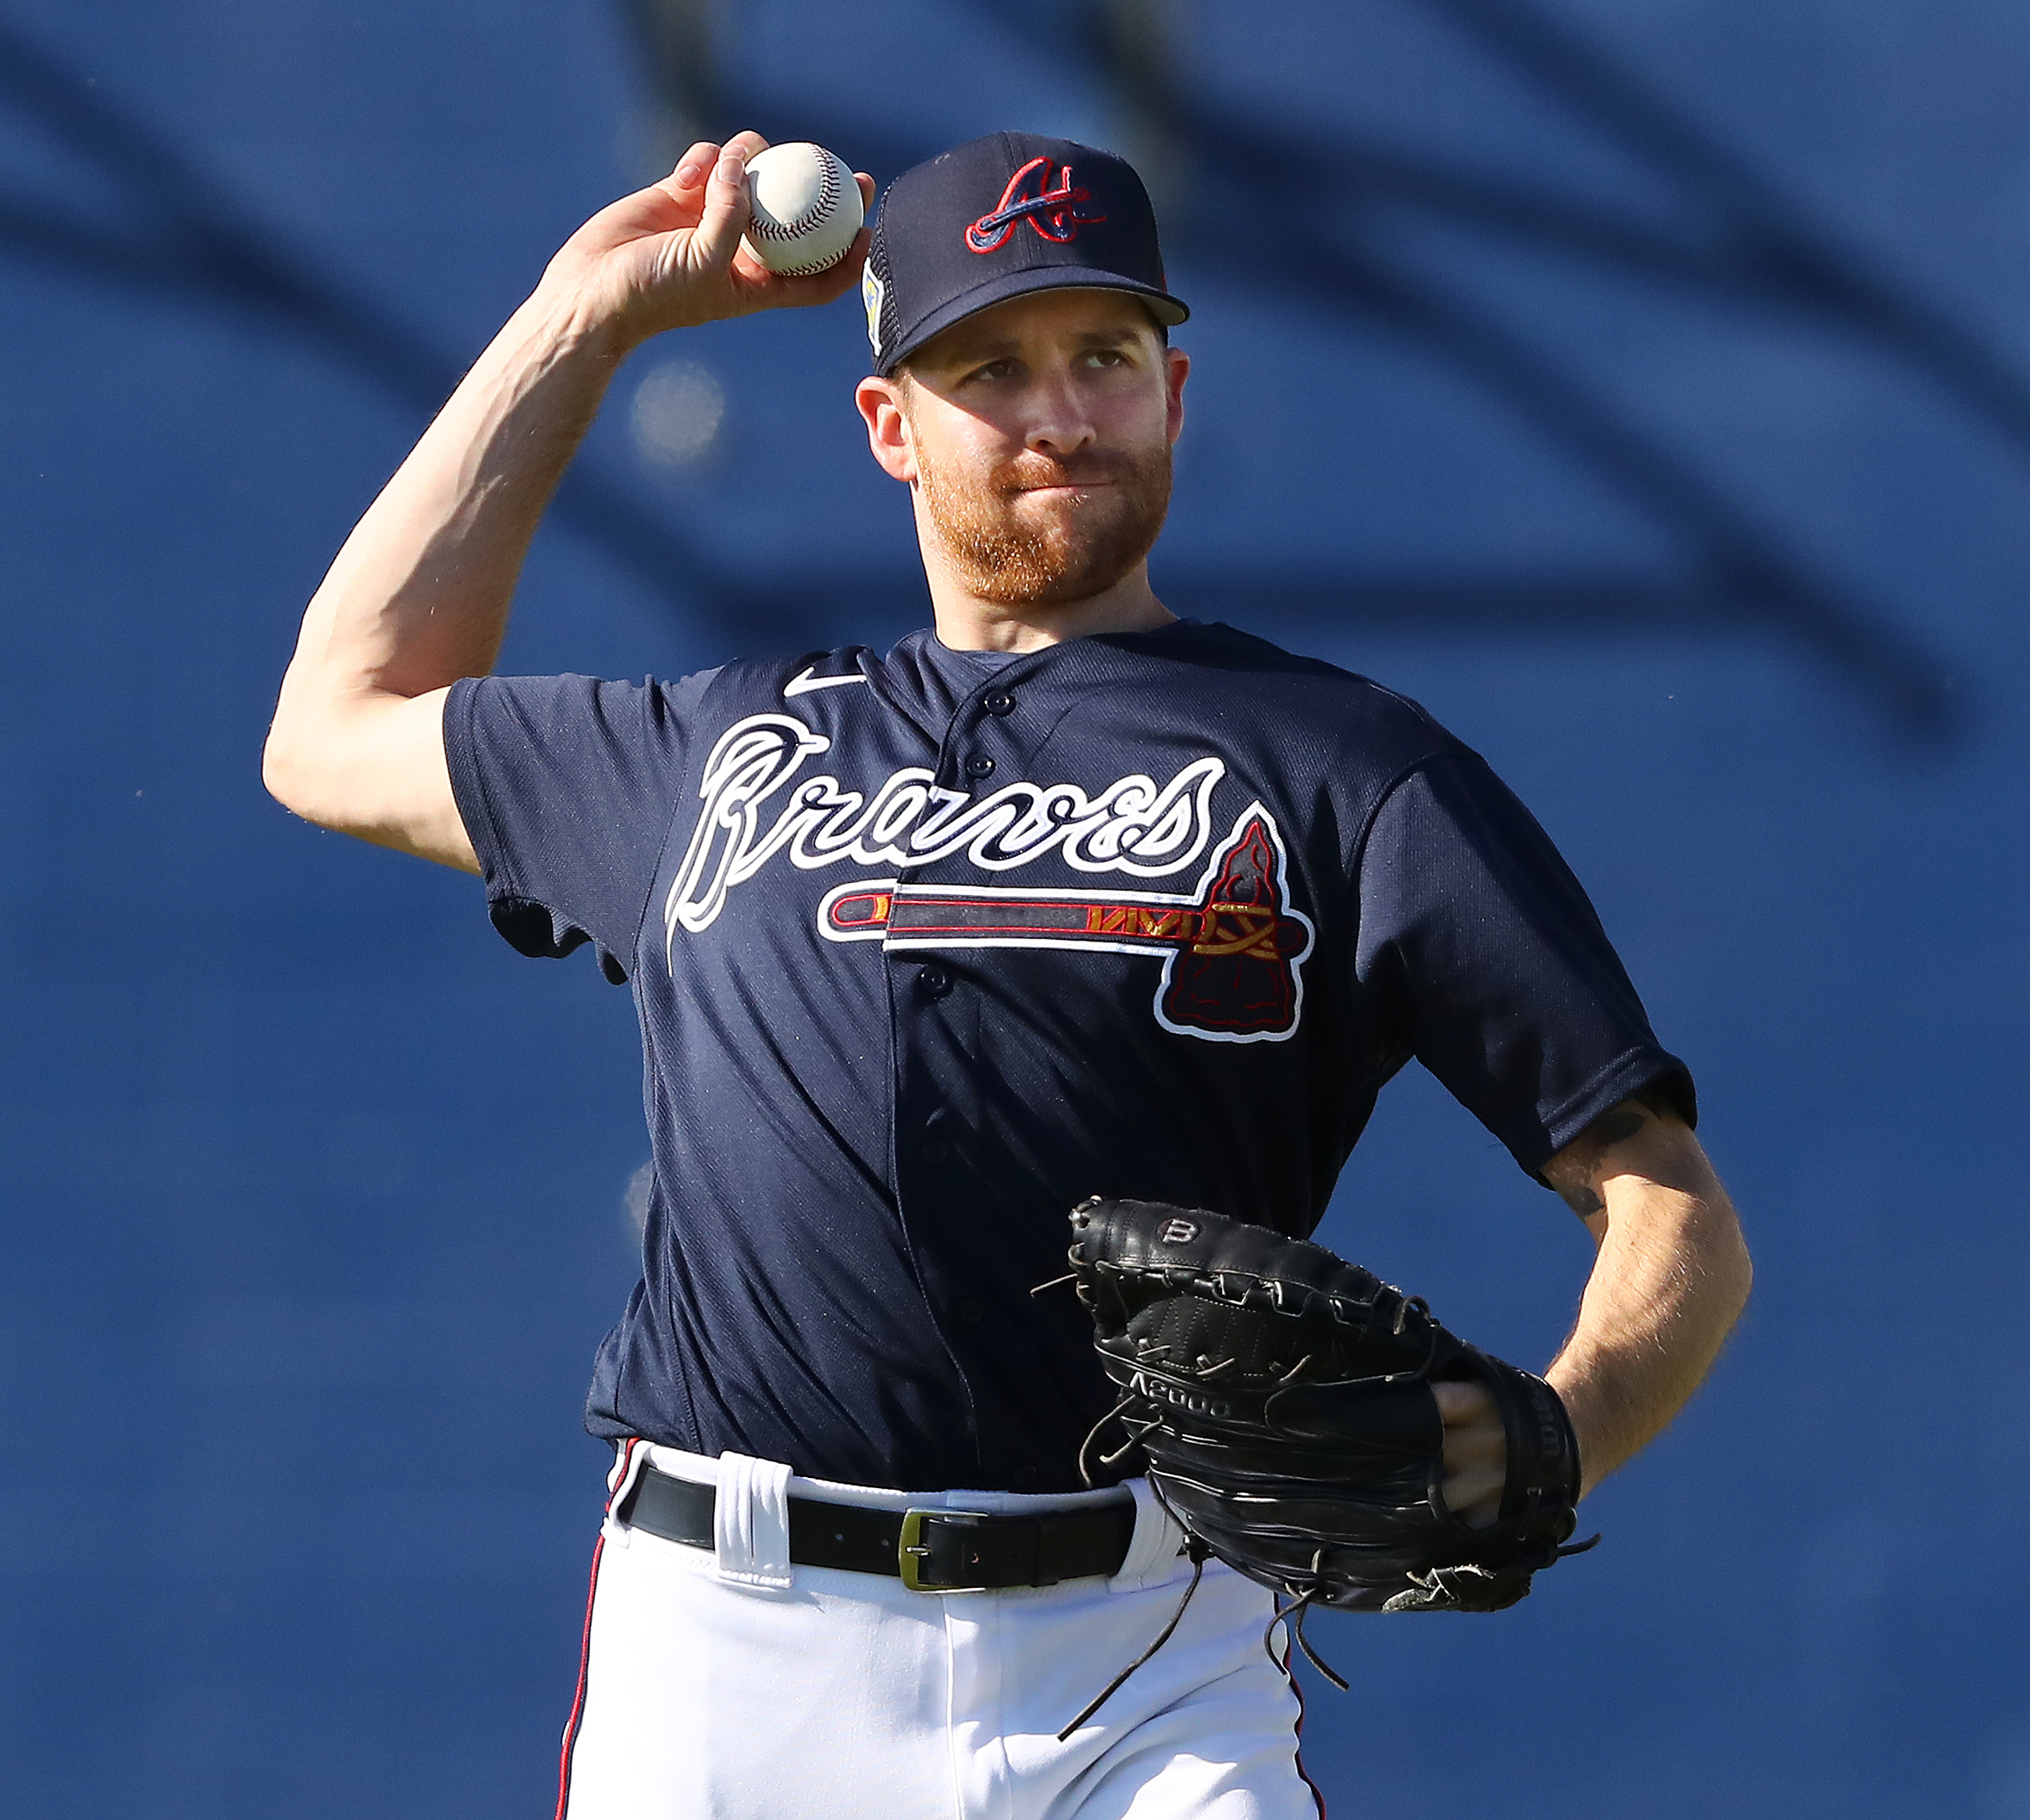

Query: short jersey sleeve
443;670;715;983
1355;751;1695;1175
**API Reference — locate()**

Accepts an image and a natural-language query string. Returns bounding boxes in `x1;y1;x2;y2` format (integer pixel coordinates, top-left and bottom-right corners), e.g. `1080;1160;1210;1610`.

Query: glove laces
1265;1562;1352;1691
1055;1537;1209;1741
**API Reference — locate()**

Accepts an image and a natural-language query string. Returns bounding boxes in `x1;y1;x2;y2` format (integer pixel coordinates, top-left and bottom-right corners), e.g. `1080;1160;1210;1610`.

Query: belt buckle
897;1508;992;1594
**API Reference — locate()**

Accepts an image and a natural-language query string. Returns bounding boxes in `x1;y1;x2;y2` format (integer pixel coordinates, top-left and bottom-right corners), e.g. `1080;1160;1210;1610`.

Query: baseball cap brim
881;266;1189;375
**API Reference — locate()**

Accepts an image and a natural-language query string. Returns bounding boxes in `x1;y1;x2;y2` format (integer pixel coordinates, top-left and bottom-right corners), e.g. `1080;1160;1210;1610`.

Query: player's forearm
278;283;627;712
264;283;635;828
1546;1170;1750;1496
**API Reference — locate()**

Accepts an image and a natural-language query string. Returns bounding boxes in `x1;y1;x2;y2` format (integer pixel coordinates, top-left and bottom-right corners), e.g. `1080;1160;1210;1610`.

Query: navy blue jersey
443;620;1692;1492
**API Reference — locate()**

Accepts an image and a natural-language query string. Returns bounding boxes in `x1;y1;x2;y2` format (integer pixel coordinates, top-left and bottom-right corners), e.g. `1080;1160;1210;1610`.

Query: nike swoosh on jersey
784;666;872;698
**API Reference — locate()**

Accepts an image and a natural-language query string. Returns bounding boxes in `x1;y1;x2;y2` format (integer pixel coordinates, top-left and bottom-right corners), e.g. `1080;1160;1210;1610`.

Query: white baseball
739;142;863;276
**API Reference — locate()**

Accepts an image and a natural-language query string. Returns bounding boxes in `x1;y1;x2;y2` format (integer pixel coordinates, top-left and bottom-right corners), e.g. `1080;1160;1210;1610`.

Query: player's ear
855;374;918;485
1163;345;1189;447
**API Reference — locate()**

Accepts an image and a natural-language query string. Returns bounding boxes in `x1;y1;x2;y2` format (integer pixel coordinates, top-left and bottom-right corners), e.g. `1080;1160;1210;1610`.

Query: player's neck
924;563;1176;654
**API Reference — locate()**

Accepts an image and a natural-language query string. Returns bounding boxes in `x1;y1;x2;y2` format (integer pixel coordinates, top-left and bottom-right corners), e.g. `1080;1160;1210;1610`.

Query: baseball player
265;130;1751;1818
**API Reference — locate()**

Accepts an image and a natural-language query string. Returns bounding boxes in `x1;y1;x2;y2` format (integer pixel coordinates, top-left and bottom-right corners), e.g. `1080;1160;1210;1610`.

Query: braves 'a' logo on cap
966;157;1109;253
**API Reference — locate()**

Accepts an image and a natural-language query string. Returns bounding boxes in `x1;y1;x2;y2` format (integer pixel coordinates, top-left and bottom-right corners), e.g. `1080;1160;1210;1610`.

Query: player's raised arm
262;134;873;871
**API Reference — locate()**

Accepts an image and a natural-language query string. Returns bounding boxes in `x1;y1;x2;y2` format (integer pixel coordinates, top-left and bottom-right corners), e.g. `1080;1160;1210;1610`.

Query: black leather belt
617;1463;1138;1592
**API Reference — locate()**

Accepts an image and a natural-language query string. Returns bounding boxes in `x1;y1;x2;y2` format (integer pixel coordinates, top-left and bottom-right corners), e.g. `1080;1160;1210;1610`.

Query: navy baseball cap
862;130;1189;375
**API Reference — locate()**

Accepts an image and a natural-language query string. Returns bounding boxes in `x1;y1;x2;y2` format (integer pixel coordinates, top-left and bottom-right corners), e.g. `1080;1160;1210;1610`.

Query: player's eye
1079;347;1131;370
964;358;1020;383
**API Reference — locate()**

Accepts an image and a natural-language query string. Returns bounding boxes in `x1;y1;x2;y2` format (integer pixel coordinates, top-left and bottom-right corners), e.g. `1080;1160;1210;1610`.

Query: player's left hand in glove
1061;1195;1597;1705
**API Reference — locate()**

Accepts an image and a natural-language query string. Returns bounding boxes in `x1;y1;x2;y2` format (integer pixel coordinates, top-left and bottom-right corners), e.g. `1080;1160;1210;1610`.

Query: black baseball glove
1066;1196;1595;1653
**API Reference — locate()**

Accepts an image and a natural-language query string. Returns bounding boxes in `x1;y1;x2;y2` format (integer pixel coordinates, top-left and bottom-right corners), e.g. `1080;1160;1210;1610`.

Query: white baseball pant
555;1441;1327;1819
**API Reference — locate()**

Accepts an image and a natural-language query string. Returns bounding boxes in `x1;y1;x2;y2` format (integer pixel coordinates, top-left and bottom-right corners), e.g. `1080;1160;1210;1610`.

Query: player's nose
1021;367;1099;458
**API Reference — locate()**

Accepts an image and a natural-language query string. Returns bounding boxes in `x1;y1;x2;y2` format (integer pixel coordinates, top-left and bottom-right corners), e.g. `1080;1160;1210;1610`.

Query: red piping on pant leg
557;1439;639;1820
555;1532;607;1820
1278;1622;1328;1818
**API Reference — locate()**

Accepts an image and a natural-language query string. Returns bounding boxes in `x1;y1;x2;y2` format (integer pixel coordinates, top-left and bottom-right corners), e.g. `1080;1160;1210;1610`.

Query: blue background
1;2;2025;1814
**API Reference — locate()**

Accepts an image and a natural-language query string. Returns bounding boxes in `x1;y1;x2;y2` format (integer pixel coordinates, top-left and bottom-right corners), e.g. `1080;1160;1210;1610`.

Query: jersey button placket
892;671;1037;1250
933;672;1033;800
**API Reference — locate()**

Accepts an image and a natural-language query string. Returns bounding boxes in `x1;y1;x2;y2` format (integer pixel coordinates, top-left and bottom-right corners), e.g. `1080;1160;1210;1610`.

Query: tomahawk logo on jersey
814;806;1314;1042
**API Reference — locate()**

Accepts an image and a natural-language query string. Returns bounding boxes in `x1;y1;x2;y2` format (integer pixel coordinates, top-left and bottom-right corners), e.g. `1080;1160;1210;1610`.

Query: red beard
916;441;1173;605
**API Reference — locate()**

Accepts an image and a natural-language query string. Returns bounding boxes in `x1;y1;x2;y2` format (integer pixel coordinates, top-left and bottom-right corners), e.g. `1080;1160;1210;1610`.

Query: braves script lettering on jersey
445;620;1690;1494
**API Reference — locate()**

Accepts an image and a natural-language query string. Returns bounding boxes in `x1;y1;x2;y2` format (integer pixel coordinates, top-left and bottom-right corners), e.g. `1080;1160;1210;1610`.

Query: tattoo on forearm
1594;1106;1646;1148
1549;1091;1678;1223
1559;1182;1604;1221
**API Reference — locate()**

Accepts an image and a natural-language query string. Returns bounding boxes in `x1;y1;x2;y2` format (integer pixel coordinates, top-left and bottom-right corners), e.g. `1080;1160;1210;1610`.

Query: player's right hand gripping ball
1067;1198;1595;1613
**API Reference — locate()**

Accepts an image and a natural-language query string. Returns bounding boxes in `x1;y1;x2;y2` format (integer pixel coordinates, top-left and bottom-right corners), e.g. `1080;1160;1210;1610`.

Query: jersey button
918;964;953;999
953;1296;986;1327
964;754;997;779
981;689;1017;717
922;1136;952;1166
